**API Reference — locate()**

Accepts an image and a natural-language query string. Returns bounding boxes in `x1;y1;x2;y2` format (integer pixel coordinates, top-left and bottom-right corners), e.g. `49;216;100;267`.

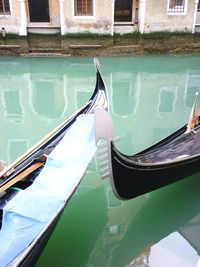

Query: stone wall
0;0;20;34
63;0;111;34
145;0;195;33
1;33;200;56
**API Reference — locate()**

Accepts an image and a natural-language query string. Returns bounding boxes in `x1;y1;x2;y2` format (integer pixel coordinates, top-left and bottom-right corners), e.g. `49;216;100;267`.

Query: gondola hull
10;209;64;267
94;108;200;200
108;91;200;200
111;141;200;200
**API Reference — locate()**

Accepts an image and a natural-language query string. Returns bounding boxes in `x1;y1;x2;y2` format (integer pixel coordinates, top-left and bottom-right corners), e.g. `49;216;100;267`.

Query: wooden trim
0;161;44;193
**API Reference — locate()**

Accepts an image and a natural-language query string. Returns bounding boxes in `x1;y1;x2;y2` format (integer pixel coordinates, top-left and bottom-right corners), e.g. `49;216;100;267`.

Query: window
114;0;133;22
168;0;186;14
0;0;10;15
198;0;200;12
74;0;93;16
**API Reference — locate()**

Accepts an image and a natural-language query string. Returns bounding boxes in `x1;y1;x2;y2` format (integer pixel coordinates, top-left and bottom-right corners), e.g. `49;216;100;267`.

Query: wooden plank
0;161;44;193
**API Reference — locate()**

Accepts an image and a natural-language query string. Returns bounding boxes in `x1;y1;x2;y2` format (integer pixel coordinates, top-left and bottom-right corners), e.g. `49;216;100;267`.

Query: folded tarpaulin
0;113;96;266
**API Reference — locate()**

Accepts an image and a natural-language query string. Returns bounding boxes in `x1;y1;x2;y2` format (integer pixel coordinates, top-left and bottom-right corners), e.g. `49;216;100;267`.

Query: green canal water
1;55;200;266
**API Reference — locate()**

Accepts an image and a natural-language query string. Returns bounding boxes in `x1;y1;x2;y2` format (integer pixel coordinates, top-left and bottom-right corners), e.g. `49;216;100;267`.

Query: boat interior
128;125;200;164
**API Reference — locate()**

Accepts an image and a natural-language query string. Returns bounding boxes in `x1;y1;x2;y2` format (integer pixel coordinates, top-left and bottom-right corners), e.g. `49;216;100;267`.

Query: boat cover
0;114;96;266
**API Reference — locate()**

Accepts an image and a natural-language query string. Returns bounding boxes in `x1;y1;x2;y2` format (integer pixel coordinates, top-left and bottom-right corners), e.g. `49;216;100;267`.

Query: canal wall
1;33;200;56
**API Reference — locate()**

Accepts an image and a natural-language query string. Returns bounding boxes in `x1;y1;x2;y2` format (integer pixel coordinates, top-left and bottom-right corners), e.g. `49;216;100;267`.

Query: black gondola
0;58;108;266
95;93;200;200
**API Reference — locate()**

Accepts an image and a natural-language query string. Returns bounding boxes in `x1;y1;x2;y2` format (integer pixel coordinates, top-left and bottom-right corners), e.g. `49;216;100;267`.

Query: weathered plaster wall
145;0;195;33
48;0;60;26
63;0;112;34
0;0;61;34
0;0;197;36
0;0;20;34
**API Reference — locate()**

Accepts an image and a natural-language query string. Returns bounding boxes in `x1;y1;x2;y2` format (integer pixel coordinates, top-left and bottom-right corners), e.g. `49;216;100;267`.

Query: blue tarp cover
0;114;96;266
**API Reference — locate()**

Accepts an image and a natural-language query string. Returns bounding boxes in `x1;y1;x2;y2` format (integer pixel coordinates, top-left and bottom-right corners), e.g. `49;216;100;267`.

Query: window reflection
3;90;24;123
158;86;177;113
32;80;66;119
185;75;200;109
105;223;124;237
112;81;137;116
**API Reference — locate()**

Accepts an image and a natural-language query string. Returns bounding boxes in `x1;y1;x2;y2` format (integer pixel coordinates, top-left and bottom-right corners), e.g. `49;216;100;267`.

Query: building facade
0;0;200;36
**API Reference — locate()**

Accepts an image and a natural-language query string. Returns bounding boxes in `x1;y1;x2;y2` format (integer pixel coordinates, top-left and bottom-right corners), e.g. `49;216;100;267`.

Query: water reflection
32;80;66;119
0;57;96;162
1;55;200;266
3;90;24;123
111;72;139;116
158;86;177;113
35;167;200;267
111;173;200;267
148;232;199;267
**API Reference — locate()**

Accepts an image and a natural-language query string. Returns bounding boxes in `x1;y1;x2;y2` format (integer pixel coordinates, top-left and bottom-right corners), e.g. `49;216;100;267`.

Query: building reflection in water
0;58;95;163
1;56;200;267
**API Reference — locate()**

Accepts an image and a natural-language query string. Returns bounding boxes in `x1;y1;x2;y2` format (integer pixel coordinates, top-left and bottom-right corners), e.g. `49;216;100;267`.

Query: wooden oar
0;101;91;179
0;158;46;193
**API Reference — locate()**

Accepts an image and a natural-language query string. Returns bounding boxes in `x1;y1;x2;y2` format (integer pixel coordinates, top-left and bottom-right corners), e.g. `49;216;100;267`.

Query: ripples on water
0;55;200;266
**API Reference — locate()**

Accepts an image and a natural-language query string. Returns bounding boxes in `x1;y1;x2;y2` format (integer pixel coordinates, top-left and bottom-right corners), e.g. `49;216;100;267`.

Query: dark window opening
0;0;10;15
29;0;50;22
114;0;133;22
198;0;200;11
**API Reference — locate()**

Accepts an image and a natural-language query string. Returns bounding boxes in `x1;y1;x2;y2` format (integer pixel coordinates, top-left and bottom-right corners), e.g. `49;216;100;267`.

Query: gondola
0;58;108;267
95;93;200;200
